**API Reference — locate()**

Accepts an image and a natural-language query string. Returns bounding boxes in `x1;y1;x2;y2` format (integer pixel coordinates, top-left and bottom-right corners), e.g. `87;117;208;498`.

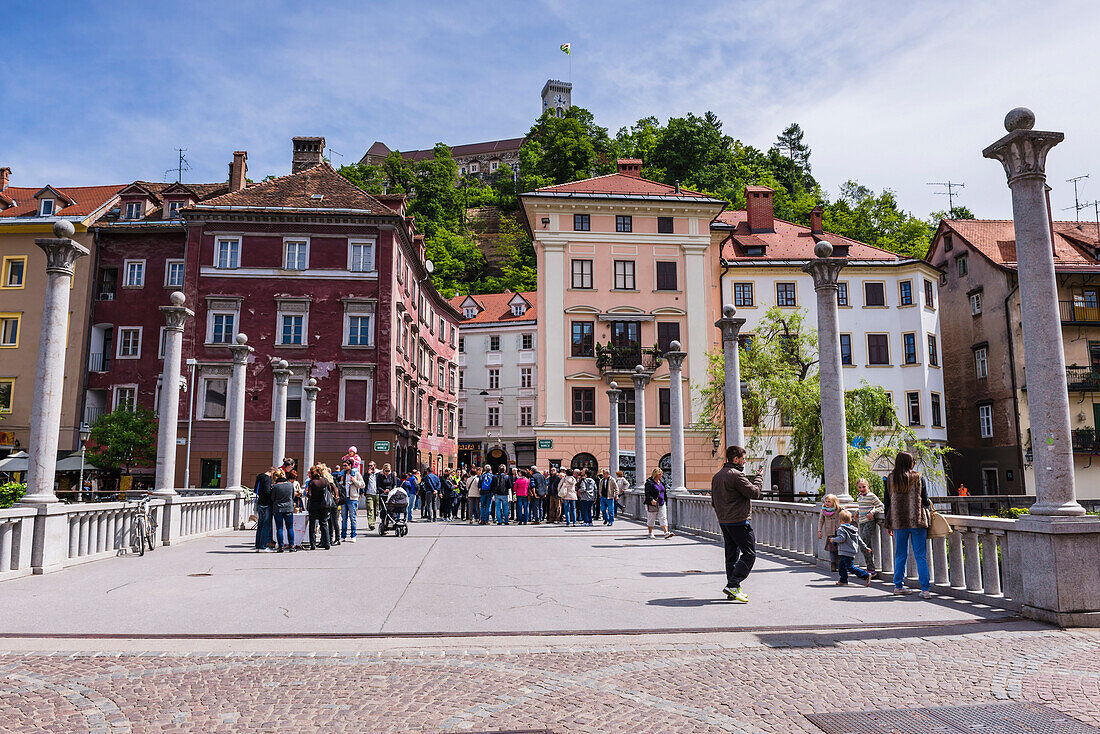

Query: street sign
373;440;391;452
176;438;187;445
537;439;553;449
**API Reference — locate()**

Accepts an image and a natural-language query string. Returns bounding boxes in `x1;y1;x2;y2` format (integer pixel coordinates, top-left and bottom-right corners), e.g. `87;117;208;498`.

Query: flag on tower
560;43;571;55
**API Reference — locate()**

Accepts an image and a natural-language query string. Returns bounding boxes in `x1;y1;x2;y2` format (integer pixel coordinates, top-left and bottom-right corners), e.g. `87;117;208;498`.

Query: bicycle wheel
133;515;146;557
145;518;157;552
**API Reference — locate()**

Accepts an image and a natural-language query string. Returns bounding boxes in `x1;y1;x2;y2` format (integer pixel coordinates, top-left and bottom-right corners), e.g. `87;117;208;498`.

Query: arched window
770;455;794;499
658;453;672;477
570;452;599;475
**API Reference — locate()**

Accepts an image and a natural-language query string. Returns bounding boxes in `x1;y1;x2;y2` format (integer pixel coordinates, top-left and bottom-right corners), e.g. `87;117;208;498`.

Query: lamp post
77;422;91;503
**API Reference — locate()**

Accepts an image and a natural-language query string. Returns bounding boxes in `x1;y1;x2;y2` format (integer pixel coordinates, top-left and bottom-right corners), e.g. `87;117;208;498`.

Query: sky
3;0;1099;222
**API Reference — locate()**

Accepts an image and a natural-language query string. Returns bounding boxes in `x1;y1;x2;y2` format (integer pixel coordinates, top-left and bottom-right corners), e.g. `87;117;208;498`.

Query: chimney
616;159;642;177
292;136;325;173
1044;184;1057;258
0;167;9;191
810;205;823;234
745;186;775;233
228;151;248;193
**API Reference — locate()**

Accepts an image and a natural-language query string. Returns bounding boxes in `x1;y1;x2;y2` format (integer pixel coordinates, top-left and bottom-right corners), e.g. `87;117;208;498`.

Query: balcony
83;405;106;426
1059;301;1100;324
1066;365;1100;391
595;344;662;376
1072;428;1100;454
88;352;110;373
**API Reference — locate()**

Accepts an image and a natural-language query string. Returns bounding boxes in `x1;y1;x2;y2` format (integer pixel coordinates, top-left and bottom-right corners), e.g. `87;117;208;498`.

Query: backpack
480;473;494;492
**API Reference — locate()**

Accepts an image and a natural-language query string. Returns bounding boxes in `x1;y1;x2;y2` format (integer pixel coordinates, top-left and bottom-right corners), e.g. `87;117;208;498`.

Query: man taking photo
710;445;763;603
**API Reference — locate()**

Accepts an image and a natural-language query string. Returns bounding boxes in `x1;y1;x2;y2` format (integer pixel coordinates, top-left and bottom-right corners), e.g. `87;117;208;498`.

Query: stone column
226;333;253;490
303;378;320;472
272;360;291;468
984;108;1081;516
665;341;688;493
153;292;194;496
21;221;88;506
542;239;568;426
715;304;747;450
632;366;650;490
803;243;852;503
607;381;621;475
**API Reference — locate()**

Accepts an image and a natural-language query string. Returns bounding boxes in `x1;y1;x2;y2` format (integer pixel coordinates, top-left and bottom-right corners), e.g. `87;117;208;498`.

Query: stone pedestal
20;221;88;506
272;360;291;467
303;378;320;472
632;367;650;490
665;342;688;493
29;504;71;574
226;334;254;491
715;304;747;450
607;382;621;476
153;292;193;497
1009;515;1100;626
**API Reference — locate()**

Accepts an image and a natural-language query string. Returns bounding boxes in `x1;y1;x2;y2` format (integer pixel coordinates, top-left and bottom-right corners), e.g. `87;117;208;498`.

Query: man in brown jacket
710;445;764;603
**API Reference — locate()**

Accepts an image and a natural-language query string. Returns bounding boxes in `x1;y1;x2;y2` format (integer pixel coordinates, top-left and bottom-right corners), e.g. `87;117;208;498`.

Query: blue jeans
493;495;510;524
341;499;358;538
273;511;294;548
255;505;273;549
531;497;544;522
893;527;930;591
563;499;577;525
516;496;530;523
480;494;492;523
838;556;868;583
600;498;615;525
578;499;593;525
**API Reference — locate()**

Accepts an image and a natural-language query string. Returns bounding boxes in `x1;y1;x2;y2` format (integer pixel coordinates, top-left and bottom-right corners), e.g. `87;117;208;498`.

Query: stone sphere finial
669;340;682;352
609;380;618;389
53;219;75;239
307;377;317;387
814;240;834;259
169;291;186;306
276;359;289;370
722;303;737;319
235;333;248;345
634;365;645;374
1004;107;1036;132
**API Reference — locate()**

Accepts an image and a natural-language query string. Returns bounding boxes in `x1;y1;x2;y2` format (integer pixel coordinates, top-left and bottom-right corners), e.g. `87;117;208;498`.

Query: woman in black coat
305;466;333;550
270;470;297;552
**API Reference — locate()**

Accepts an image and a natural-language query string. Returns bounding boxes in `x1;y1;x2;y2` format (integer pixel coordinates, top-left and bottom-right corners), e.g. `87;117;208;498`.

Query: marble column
607;381;621;475
715;303;747;450
303;378;320;472
153;292;194;496
272;360;291;468
984;108;1082;516
665;341;688;493
226;333;253;490
21;221;88;505
542;239;567;426
632;366;650;490
803;243;852;503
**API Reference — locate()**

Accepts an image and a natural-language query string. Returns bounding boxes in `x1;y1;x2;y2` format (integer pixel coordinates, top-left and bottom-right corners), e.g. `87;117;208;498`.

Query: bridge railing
0;507;38;580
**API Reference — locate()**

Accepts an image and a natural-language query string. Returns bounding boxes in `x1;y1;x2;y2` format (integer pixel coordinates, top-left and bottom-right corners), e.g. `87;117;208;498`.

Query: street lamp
78;422;92;502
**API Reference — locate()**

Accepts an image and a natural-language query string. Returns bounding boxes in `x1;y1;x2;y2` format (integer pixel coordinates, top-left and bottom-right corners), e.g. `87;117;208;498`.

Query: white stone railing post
607;381;621;476
226;333;253;491
303;378;319;472
714;304;746;450
665;342;687;493
154;292;193;497
631;367;649;490
272;360;290;467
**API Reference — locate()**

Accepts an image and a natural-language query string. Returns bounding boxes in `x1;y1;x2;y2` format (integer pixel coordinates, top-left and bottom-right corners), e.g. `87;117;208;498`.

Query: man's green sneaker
723;586;748;603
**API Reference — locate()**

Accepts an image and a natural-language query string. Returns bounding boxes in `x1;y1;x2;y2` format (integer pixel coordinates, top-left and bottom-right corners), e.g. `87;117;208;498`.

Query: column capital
159;291;194;332
227;333;254;365
606;381;622;404
802;252;846;291
715;304;747;342
664;341;687;371
272;359;291;387
34;237;89;276
303;377;320;401
983;108;1063;185
631;367;651;390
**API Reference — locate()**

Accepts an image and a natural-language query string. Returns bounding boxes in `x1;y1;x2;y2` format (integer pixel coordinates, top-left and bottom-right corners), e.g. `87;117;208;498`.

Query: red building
89;138;458;487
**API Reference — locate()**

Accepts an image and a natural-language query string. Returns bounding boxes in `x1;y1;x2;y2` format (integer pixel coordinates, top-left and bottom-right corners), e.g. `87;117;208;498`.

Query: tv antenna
1064;175;1089;221
164;149;190;183
1084;200;1100;244
326;147;343;165
927;180;965;210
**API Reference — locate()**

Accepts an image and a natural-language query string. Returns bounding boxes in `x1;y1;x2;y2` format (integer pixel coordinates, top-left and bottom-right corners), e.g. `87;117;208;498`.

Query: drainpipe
1003;279;1027;491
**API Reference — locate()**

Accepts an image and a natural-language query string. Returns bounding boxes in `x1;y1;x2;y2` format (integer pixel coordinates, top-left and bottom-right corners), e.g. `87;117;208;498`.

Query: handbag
927;507;952;539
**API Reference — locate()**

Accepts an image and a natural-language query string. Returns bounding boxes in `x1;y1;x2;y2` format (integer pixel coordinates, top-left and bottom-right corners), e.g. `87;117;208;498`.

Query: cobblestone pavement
1;622;1097;733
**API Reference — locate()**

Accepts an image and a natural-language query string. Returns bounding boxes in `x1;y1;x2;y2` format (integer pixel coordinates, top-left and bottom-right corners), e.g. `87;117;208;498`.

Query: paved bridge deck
0;518;1014;637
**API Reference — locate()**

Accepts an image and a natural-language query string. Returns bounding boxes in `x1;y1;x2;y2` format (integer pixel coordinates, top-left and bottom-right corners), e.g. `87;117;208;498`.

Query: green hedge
0;482;26;509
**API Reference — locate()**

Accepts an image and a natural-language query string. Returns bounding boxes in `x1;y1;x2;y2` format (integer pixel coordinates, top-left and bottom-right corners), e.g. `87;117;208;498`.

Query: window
734;282;754;307
738;333;754;353
448;365;457;393
124;201;143;220
899;280;913;306
956;254;968;277
975;347;989;379
458;408;464;428
348;241;375;272
571;321;594;357
123;260;145;287
114;386;137;411
903;333;918;364
286;380;303;420
875;395;895;426
521;333;533;350
658;387;671;426
928;334;939;367
210;312;235;344
347;315;372;346
490;161;499;172
657;216;674;234
117;327;142;358
438;362;445;388
776;282;796;307
615;215;632;233
944;234;954;252
657;321;680;354
463;306;476;320
906;392;921;426
0;378;12;413
867;334;890;365
614;260;636;290
489;335;501;351
573;214;590;231
39;199;54;216
931;393;942;427
280;315;304;345
571;259;593;289
572;387;595;424
521;367;532;388
618;389;636;426
468;162;479;173
520;405;533;427
924;279;935;308
487;406;500;427
970;291;983;315
458;336;465;353
0;314;20;347
979;404;994;438
167;201;183;219
488;368;500;390
511;303;526;316
458;370;465;390
2;257;26;288
840;333;853;365
215;238;240;269
837;282;849;307
158;327;168;359
656;261;678;291
203;378;228;419
864;282;886;307
165;259;185;288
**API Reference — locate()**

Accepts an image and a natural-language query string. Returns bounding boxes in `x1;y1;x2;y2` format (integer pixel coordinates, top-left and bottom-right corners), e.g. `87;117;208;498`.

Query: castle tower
541;80;572;117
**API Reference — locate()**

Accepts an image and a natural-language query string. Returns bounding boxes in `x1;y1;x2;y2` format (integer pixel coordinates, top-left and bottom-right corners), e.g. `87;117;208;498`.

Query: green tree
519;107;616;190
930;205;976;221
647;111;732;194
771;123;812;193
822;182;934;259
86;408;158;478
336;161;386;195
615;116;662;166
0;481;26;509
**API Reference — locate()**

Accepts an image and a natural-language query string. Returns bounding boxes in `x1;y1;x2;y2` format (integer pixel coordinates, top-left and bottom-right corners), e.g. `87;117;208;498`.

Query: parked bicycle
126;495;158;556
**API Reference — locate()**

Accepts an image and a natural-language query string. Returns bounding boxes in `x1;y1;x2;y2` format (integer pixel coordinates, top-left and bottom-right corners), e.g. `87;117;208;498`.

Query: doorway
200;458;222;489
981;467;999;494
770;455;794;500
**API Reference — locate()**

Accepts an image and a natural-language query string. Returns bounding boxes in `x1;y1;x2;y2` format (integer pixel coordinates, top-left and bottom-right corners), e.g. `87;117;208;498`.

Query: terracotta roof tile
400;137;526;162
532;172;714;199
940;219;1100;269
714;210;900;261
0;184;124;220
449;291;537;326
95;181;229;227
194;163;400;216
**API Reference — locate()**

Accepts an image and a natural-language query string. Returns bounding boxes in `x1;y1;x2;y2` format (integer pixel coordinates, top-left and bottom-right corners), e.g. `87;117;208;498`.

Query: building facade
522;159;726;486
715;188;948;497
928;217;1100;499
450;291;538;470
0;168;122;458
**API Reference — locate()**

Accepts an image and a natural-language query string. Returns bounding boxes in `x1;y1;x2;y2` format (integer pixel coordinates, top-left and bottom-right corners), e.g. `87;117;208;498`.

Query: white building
714;188;948;496
451;291;539;469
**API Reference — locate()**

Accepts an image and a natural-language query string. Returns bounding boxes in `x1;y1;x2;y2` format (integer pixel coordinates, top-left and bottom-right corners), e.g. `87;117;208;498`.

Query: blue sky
3;0;1099;220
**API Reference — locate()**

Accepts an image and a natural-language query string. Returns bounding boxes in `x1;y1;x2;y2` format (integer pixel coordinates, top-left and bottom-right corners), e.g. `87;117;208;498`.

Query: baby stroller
379;488;410;537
